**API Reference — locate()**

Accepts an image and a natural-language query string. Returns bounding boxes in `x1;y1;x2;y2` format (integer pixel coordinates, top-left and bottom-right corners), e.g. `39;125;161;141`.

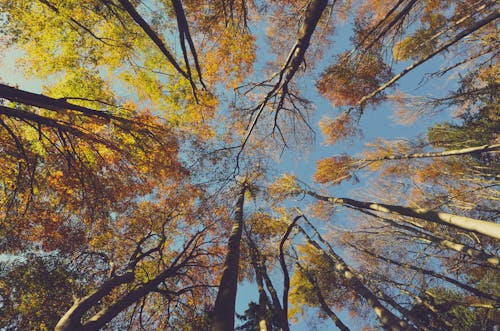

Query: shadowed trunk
211;184;246;330
249;245;269;331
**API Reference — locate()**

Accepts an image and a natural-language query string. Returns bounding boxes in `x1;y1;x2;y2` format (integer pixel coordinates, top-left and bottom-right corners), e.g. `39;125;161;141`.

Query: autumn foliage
316;51;392;107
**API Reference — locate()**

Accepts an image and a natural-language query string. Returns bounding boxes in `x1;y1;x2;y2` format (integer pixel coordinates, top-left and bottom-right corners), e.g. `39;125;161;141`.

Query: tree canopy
0;0;498;330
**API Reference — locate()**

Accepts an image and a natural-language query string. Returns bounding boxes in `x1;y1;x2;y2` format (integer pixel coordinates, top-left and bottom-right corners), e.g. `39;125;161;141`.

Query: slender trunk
248;242;269;331
306;190;500;240
211;185;246;331
259;260;289;331
256;269;269;331
359;248;499;302
363;0;418;50
295;262;350;331
358;209;499;267
239;0;329;155
56;230;202;331
248;236;290;331
0;83;115;121
281;0;329;84
392;283;454;330
55;272;134;331
298;225;414;331
278;216;301;327
171;0;206;88
361;143;500;163
116;0;190;80
352;9;500;109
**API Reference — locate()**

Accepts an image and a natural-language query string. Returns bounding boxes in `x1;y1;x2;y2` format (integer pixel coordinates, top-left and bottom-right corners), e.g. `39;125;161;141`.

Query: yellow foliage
313;155;354;185
267;174;302;200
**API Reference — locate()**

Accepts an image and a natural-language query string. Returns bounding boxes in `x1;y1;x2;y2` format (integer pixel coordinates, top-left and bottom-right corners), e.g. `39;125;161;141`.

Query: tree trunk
246;233;289;331
306;191;500;240
55;271;134;331
361;143;500;162
0;83;115;121
295;261;350;331
211;185;246;331
248;241;269;331
359;247;499;302
358;209;499;267
278;216;301;328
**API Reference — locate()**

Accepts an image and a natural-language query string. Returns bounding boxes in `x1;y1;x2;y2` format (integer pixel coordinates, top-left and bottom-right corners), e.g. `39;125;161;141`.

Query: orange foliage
317;51;392;107
313;155;354;185
414;159;445;184
309;200;336;221
319;114;359;145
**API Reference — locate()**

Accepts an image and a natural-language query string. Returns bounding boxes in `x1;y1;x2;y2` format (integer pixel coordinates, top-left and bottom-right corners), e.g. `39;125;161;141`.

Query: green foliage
428;104;499;150
0;253;85;331
410;287;498;331
235;301;281;331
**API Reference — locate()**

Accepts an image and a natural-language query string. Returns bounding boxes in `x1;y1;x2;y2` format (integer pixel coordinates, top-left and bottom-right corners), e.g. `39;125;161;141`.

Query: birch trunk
306;191;500;240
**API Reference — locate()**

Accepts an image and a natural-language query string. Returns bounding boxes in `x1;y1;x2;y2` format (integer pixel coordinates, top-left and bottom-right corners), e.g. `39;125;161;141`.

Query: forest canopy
0;0;498;330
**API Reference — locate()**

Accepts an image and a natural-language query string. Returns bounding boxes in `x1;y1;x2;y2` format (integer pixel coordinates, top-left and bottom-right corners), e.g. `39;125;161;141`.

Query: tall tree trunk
238;0;329;155
246;232;289;331
211;184;246;331
306;191;500;240
255;268;269;331
278;216;301;328
358;247;499;302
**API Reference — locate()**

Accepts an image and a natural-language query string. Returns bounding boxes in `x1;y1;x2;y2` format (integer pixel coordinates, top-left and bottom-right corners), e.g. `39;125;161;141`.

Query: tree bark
211;184;246;331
